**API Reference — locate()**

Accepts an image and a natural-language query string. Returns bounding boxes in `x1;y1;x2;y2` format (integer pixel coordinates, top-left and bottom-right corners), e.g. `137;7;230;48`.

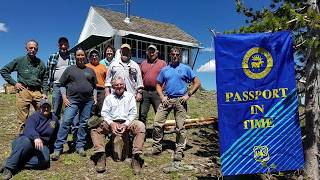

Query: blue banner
214;31;304;176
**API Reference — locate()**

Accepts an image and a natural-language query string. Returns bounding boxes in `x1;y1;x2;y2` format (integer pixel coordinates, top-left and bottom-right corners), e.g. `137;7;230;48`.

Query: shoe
77;149;86;157
144;148;161;157
173;151;183;161
1;168;12;180
51;151;61;161
131;155;142;175
95;152;106;173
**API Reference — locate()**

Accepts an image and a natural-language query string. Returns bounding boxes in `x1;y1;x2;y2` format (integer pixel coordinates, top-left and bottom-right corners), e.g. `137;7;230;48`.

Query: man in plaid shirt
46;37;75;119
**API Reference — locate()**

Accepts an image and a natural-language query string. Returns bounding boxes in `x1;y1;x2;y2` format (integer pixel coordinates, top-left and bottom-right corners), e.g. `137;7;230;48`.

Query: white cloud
200;47;214;52
0;23;8;32
197;59;216;72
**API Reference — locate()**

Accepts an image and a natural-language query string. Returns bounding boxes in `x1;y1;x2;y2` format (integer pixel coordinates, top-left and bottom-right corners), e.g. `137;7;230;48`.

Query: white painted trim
118;30;199;48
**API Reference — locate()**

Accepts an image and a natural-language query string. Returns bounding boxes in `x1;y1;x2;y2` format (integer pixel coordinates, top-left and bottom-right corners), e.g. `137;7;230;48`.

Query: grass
0;90;218;179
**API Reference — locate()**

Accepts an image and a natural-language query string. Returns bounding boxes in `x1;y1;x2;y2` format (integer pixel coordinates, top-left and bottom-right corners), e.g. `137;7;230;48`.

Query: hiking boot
173;151;183;161
95;152;106;173
1;168;12;180
51;151;61;161
144;148;161;157
131;155;142;175
76;149;86;157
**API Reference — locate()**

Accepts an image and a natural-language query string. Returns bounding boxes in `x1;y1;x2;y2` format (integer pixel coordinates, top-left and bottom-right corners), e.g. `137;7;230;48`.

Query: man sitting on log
90;76;145;175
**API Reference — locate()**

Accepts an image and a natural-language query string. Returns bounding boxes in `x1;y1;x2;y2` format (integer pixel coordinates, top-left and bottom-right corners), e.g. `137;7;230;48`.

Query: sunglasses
90;54;99;58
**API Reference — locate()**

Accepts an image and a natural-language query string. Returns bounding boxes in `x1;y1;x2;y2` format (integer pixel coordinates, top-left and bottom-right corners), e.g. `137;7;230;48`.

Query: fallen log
164;117;217;131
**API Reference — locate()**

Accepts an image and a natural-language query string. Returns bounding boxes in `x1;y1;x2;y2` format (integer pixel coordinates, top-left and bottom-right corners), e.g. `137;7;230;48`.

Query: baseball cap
121;43;131;50
39;99;51;107
147;44;157;51
58;37;69;44
89;49;99;57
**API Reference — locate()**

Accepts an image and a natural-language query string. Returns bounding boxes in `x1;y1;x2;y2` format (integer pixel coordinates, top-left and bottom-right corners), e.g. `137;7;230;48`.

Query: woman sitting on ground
0;99;59;180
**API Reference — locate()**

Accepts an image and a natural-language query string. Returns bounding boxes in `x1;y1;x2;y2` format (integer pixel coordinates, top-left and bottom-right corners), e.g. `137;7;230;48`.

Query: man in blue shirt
0;100;59;180
146;47;201;161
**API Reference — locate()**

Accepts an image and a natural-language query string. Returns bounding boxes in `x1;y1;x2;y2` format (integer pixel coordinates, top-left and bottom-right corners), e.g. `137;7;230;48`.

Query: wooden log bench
112;117;217;160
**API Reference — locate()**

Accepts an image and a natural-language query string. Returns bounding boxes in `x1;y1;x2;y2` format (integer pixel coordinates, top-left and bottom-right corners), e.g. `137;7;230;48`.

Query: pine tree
234;0;320;179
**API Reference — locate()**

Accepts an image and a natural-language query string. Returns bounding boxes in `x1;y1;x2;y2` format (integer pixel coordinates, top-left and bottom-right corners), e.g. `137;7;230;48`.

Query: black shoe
1;168;12;180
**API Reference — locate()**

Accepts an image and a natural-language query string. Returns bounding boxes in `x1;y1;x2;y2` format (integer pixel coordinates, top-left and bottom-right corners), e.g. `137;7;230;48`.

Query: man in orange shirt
86;49;108;116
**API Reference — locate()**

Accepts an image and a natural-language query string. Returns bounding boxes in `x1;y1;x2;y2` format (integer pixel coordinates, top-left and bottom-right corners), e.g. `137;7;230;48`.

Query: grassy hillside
0;90;219;179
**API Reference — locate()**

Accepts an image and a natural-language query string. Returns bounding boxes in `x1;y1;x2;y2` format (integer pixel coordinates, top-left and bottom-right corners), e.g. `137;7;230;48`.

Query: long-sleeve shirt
101;91;137;126
0;55;49;94
59;65;97;102
105;60;143;95
22;111;59;145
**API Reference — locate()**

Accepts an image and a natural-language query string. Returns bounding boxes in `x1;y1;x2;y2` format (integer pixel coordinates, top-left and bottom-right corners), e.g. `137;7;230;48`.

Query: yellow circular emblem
242;47;273;79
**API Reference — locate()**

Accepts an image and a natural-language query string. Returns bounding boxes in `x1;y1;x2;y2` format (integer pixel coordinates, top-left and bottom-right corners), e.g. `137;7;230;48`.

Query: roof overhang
118;30;199;48
71;35;110;52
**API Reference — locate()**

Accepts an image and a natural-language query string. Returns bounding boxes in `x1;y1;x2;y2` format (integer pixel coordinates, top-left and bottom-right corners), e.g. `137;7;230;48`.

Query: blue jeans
52;84;63;119
54;99;93;152
5;136;50;171
52;83;79;134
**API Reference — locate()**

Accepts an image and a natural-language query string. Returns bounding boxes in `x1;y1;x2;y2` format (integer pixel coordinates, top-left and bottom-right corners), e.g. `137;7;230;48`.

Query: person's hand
63;96;71;107
110;122;120;136
15;83;25;91
34;138;43;150
135;92;142;102
105;87;111;96
180;93;190;104
161;96;169;106
117;123;127;135
93;97;98;105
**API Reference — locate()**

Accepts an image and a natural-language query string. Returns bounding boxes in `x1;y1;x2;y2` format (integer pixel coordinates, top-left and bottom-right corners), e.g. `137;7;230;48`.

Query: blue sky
0;0;269;90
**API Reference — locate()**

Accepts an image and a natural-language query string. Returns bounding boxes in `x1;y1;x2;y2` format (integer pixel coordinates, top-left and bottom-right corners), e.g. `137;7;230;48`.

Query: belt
25;85;41;91
167;95;182;99
97;87;105;90
113;119;126;124
143;87;156;91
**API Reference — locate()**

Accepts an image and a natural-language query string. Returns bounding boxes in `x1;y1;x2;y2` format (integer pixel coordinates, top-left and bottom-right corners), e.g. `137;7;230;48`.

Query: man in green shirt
0;40;48;131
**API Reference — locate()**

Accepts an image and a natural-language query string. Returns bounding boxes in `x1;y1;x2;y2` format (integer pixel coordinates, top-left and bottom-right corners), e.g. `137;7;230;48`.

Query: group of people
0;37;200;179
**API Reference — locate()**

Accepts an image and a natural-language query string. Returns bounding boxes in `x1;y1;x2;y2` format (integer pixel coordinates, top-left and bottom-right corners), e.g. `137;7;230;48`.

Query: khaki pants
16;88;42;124
90;120;146;155
152;97;187;153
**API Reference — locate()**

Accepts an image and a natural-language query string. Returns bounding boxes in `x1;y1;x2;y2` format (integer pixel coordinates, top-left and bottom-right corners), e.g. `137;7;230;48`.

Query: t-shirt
53;55;69;83
59;65;97;102
157;63;196;98
140;59;166;89
86;63;108;88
